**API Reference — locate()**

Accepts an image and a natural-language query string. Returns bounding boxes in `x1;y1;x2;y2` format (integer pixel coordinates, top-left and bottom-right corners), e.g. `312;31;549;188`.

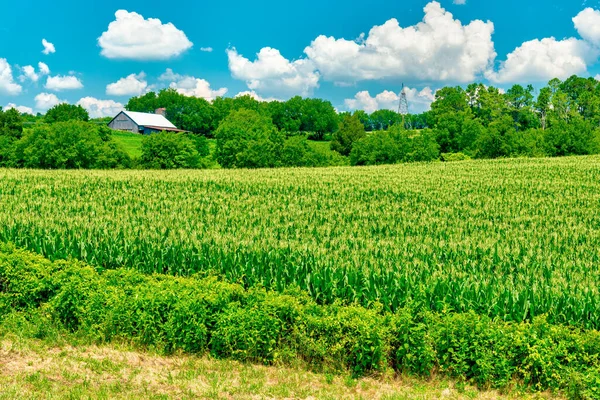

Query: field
1;156;600;328
0;336;557;400
2;156;600;395
111;131;144;158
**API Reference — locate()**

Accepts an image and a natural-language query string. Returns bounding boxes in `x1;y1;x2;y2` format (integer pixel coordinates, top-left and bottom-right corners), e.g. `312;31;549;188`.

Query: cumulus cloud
453;0;466;4
98;10;193;60
45;75;84;91
596;74;600;81
345;87;435;114
106;72;148;96
486;37;598;83
77;97;124;118
227;47;320;97
39;62;50;75
34;93;65;111
486;7;600;83
159;68;227;100
200;47;213;52
0;59;22;95
5;103;34;115
42;39;56;55
19;62;50;83
304;1;495;83
573;8;600;46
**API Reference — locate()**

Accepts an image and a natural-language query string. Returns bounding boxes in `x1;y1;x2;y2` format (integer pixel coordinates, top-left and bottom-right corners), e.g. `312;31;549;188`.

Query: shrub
140;131;203;169
350;126;439;166
1;245;600;395
12;121;130;169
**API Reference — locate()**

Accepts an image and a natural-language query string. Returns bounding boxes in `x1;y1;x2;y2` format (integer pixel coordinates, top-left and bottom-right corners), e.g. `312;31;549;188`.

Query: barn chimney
155;108;166;116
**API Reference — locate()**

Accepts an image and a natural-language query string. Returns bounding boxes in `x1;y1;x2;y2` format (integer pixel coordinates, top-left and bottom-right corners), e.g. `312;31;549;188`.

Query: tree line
1;75;599;169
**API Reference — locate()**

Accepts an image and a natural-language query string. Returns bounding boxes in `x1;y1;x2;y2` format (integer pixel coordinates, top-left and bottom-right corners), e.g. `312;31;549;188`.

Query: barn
107;109;186;135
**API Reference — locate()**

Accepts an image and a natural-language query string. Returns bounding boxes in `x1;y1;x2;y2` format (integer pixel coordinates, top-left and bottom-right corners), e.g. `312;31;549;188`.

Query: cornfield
2;156;600;328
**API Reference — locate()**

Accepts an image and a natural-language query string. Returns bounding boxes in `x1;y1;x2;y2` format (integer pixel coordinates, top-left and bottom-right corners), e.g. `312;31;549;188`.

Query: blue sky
1;0;600;117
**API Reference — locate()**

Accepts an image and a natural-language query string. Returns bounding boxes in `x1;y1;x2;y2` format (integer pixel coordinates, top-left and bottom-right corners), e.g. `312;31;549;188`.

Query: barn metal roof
123;111;177;129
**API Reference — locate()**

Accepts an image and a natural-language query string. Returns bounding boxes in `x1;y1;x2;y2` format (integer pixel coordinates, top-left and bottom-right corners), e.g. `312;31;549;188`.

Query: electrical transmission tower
398;83;411;129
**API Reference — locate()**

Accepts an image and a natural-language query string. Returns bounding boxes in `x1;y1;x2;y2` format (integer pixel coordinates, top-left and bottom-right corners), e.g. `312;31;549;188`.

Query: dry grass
0;336;562;400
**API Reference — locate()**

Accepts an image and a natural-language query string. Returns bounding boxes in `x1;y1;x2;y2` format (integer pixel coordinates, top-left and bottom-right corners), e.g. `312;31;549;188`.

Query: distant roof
122;111;177;129
143;125;187;133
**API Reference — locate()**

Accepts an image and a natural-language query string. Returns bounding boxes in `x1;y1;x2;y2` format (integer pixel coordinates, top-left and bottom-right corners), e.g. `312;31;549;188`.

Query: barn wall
108;113;139;133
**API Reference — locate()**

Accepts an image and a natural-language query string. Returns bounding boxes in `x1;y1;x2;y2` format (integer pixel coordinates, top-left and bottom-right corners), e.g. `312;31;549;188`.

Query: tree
12;121;130;169
331;114;366;156
45;104;89;123
215;109;284;169
370;109;402;131
535;87;552;130
0;108;23;166
298;98;338;140
140;132;202;169
0;107;23;140
126;92;159;113
349;125;439;166
350;131;405;166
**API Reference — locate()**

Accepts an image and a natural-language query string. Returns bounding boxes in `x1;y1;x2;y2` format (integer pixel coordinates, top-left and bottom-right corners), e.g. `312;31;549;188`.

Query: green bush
350;126;440;166
1;244;600;396
140;131;205;169
331;114;366;156
11;121;130;169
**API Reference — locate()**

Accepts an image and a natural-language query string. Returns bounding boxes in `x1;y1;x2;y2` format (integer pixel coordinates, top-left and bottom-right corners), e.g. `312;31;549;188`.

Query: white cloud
573;8;600;46
453;0;466;4
77;97;124;118
34;93;65;111
486;37;598;83
227;47;320;97
595;74;600;81
39;62;50;75
19;62;50;83
200;47;213;52
235;90;279;102
45;75;84;91
98;10;193;60
345;87;435;114
5;103;34;115
0;59;22;95
42;39;56;55
159;68;227;100
304;1;495;83
486;7;600;84
106;72;148;96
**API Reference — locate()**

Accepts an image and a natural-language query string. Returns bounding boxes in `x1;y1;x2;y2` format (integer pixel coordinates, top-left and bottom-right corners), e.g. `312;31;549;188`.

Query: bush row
0;243;598;398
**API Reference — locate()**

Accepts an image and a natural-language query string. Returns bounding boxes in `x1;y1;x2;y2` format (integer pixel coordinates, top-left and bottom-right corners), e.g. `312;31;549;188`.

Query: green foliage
140;131;206;169
331;114;366;156
1;245;600;395
0;107;24;140
215;109;284;168
11;121;130;169
44;104;89;124
0;108;23;166
349;126;439;166
3;158;600;330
